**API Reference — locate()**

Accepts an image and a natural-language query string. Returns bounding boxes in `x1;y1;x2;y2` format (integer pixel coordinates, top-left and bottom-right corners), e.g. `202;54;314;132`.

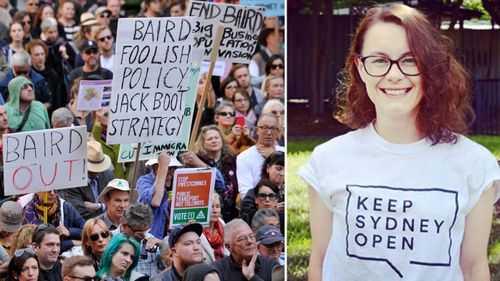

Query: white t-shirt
100;54;115;72
298;123;500;281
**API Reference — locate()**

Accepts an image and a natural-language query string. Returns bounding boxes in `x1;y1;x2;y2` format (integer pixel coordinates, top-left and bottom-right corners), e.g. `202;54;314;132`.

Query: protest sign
3;126;87;195
107;17;197;144
187;1;265;64
240;0;284;16
76;80;113;111
170;168;216;227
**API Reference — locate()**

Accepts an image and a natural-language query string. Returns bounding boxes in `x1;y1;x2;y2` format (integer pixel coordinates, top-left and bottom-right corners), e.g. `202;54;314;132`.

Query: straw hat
145;156;182;167
98;179;130;202
87;141;112;173
0;201;23;233
80;12;98;26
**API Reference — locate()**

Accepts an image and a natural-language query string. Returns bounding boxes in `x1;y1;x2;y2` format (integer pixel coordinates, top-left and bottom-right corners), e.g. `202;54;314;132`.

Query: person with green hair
97;233;140;281
4;76;50;132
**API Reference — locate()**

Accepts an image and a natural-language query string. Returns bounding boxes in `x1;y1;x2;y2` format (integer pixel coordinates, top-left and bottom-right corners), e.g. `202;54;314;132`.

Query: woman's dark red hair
336;4;474;144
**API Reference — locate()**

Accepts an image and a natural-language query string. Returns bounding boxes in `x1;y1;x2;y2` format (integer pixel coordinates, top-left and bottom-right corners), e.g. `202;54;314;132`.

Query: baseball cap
82;40;98;52
168;223;203;248
255;226;283;245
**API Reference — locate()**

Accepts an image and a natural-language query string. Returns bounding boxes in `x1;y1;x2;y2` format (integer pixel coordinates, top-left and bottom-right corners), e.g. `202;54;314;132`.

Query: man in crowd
107;0;122;38
61;255;96;281
59;141;115;219
51;107;74;128
94;26;114;72
236;114;285;197
152;223;204;281
230;64;262;105
112;203;162;277
0;201;23;262
32;224;63;281
251;208;281;231
96;178;130;230
213;219;278;280
255;225;284;265
137;0;162;17
67;40;113;81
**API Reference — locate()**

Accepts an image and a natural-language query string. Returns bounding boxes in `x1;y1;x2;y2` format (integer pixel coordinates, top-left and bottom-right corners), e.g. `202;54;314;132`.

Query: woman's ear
354;56;367;83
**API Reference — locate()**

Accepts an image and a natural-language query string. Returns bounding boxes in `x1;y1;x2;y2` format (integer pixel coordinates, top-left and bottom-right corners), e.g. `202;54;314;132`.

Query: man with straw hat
59;141;115;219
95;179;130;230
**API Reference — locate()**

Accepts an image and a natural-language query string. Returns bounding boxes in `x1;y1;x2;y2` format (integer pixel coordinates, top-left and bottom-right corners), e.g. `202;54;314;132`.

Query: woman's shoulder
311;127;364;156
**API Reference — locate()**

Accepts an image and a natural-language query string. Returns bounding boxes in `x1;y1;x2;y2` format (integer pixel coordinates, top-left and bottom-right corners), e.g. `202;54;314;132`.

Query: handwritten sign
345;185;458;278
240;0;284;16
187;1;265;64
107;17;196;144
77;80;113;111
3;126;88;195
170;168;216;227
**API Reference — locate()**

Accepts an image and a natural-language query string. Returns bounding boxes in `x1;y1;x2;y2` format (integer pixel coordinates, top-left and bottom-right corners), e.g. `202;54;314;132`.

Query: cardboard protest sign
107;17;197;144
3;126;87;195
76;80;113;111
187;1;265;64
240;0;284;16
170;168;216;227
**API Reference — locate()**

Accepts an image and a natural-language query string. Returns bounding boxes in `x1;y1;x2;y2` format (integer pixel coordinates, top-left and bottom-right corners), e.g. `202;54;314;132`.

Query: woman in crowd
31;4;65;39
7;248;39;281
183;263;220;281
9;224;37;256
2;21;24;67
57;0;79;44
214;101;256;153
299;4;500;280
239;178;280;226
22;190;85;253
261;100;285;146
265;55;284;77
201;193;229;261
217;76;238;103
12;12;33;45
255;75;284;116
232;87;257;135
82;218;111;272
72;12;98;52
97;233;140;281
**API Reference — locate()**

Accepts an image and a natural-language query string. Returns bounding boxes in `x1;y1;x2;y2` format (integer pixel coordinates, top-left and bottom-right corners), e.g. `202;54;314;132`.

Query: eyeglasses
126;224;150;236
69;276;98;281
257;193;277;200
99;13;110;18
98;35;112;42
271;110;284;116
359;55;420;77
84;48;99;55
270;64;284;70
14;248;36;257
234;98;248;104
217;111;235;117
258;126;280;133
89;231;110;241
234;234;256;244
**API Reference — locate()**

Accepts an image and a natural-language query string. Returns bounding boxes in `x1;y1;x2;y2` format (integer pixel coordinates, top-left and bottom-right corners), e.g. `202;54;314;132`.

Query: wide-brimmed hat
0;201;23;233
95;6;112;17
87;141;112;173
80;12;98;26
255;226;283;245
98;179;130;202
145;156;182;167
168;223;203;248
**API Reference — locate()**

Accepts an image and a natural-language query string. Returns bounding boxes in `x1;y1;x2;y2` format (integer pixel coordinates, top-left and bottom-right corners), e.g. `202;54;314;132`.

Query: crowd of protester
0;0;285;280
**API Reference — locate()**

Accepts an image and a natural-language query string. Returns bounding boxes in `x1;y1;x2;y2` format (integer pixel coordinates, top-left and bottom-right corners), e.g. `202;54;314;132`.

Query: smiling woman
297;3;500;281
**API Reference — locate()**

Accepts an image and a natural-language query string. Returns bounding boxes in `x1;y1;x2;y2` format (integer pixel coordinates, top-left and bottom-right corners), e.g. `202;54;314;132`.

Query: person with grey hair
213;218;278;281
112;203;162;278
51;107;73;128
0;50;52;108
250;208;280;231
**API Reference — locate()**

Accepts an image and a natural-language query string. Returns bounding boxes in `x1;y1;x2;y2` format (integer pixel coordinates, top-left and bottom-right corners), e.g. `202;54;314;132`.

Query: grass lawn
287;135;500;280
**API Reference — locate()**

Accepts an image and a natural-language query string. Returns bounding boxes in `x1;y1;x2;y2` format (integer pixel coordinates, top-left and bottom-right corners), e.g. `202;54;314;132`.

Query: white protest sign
107;17;196;144
187;1;265;64
201;60;225;76
240;0;284;16
170;168;216;227
3;126;88;195
76;80;113;111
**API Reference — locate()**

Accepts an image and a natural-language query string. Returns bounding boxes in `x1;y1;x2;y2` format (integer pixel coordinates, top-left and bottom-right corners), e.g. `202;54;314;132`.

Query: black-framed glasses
89;231;110;241
14;248;36;257
217;111;235;117
98;35;112;42
258;126;280;133
69;276;98;281
270;64;284;70
257;193;277;200
359;55;420;77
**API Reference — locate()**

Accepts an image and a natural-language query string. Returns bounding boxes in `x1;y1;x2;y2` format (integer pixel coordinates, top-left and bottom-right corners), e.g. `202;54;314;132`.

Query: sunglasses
14;248;36;257
270;64;284;70
69;276;98;281
89;231;110;241
33;224;49;243
257;193;277;200
217;111;235;117
271;110;284;115
98;35;112;42
99;13;110;18
84;48;98;55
